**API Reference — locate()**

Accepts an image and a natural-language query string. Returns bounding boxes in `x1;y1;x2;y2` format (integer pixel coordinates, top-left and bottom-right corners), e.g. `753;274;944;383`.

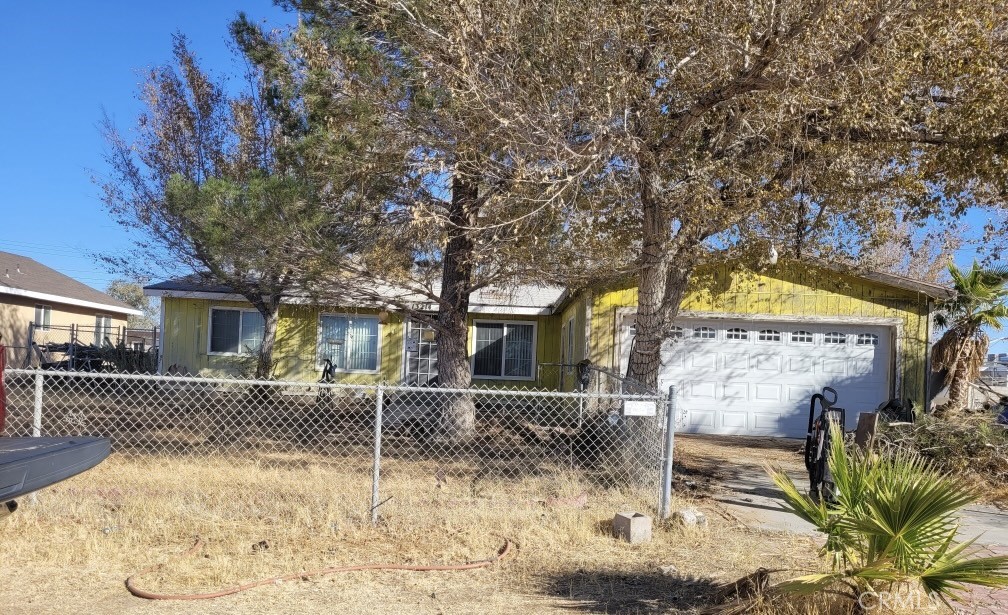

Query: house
0;251;143;366
146;261;951;438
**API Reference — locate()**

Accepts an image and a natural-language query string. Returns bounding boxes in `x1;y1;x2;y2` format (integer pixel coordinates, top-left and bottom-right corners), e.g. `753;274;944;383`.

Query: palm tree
932;261;1008;415
768;424;1008;611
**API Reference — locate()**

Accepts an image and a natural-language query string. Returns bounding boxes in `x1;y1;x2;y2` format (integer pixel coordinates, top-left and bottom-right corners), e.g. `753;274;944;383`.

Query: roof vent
3;268;8;278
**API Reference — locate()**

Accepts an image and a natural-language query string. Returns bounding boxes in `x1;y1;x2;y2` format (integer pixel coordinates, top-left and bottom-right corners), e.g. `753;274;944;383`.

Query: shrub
768;423;1008;610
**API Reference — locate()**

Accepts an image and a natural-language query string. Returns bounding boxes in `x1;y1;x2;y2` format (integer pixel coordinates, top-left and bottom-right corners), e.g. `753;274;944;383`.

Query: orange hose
126;537;514;601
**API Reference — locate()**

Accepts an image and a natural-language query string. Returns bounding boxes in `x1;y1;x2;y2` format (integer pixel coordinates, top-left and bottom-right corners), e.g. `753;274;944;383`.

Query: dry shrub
877;413;1008;502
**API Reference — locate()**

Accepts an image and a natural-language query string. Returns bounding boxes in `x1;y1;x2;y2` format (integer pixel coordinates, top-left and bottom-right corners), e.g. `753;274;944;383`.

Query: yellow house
0;251;143;366
146;261;950;438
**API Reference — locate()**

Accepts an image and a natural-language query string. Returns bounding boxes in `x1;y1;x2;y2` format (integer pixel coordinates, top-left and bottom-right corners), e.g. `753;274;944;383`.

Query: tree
857;220;964;284
105;280;158;329
932;262;1008;415
254;3;599;438
355;0;1008;389
102;32;400;378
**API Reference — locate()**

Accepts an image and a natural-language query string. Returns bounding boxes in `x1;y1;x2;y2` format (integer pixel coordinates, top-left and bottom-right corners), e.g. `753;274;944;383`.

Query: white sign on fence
623;400;656;417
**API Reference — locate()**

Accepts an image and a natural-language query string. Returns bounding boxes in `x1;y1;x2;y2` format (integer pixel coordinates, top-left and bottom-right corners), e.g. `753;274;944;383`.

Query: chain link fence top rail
2;369;670;503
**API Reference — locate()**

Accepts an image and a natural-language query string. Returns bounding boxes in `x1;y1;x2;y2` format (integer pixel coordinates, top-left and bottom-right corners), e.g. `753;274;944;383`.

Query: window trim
316;312;383;374
791;330;814;344
34;304;52;331
206;306;267;357
823;331;848;345
471;319;538;381
725;327;749;341
94;313;114;346
856;333;880;347
693;326;716;340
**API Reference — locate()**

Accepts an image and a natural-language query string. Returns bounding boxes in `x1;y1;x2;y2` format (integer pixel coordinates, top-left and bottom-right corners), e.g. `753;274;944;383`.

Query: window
34;304;51;331
726;327;749;340
670;326;684;339
857;333;879;346
824;332;847;344
693;326;716;339
473;321;535;379
564;318;576;366
758;329;782;342
94;315;113;346
792;330;813;343
209;308;266;355
318;314;380;371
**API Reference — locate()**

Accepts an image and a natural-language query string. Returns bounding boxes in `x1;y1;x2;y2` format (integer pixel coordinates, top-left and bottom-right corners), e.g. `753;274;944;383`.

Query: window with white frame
856;333;879;346
94;314;113;346
792;330;814;343
693;326;716;339
726;327;749;340
317;314;380;371
670;326;684;339
824;331;847;344
758;329;782;342
34;304;51;331
473;321;535;379
209;307;266;355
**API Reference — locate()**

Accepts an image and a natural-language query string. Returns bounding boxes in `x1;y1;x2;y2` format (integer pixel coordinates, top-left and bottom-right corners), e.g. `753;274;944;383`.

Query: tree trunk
250;295;281;380
435;175;479;440
625;168;694;391
945;360;973;415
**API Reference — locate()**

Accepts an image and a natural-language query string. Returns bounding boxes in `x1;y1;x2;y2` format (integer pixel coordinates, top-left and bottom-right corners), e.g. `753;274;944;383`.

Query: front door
405;319;439;385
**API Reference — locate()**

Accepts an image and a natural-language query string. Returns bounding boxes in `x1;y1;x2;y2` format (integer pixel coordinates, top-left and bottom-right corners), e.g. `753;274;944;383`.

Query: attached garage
572;261;952;438
619;317;893;437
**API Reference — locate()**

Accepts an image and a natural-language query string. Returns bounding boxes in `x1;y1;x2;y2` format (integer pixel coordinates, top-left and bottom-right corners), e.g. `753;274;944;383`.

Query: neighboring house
0;251;143;366
146;261;951;438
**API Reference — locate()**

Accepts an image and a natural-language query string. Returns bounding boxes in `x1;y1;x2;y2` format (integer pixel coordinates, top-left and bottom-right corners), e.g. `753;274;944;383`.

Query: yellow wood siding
586;264;932;405
160;298;560;386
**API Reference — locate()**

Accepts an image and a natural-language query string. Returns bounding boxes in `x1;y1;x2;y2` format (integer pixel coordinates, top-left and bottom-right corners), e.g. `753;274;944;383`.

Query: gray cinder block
613;511;652;543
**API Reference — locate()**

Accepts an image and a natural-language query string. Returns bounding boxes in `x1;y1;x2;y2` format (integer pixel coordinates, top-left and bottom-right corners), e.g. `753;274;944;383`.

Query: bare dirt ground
0;438;955;615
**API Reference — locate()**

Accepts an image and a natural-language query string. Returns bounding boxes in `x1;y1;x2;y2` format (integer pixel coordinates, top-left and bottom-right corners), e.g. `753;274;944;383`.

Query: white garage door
620;318;892;438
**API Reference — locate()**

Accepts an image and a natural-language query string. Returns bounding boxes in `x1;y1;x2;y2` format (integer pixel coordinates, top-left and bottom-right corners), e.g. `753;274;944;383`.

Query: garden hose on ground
125;536;514;601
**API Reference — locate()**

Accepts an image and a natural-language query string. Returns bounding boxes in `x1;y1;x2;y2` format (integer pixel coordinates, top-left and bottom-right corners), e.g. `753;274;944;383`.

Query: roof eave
0;285;143;316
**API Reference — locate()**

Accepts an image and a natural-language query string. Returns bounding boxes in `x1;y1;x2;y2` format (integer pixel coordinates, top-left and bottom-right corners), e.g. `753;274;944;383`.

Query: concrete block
613;511;652;543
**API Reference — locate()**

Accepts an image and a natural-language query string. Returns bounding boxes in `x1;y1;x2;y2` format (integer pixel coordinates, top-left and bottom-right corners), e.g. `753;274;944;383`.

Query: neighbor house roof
0;251;142;316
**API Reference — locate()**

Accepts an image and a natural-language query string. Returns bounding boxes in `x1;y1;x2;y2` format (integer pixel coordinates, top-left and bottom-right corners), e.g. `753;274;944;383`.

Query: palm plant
932;261;1008;415
768;424;1008;610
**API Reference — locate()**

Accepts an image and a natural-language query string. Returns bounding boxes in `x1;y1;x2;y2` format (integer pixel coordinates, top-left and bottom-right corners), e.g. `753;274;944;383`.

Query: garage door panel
721;412;748;429
621;318;891;438
723;382;748;400
754;383;782;401
755;354;782;372
689;381;717;399
690;352;717;369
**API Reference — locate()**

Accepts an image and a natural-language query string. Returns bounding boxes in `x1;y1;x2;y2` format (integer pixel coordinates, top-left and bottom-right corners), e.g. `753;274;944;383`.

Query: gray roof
0;251;141;315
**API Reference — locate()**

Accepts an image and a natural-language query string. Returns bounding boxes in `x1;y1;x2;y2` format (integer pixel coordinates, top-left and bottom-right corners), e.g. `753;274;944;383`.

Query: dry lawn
0;450;922;615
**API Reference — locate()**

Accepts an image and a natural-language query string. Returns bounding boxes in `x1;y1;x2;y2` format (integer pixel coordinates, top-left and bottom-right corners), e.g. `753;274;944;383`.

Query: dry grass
0;451;926;615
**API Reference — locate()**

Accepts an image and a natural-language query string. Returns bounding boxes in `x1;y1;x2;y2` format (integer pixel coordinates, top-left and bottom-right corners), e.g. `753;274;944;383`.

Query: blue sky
0;1;292;288
0;2;1004;354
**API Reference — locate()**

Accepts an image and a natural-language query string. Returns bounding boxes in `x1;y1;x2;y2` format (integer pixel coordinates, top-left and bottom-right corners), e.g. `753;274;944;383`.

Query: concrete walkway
710;467;1008;613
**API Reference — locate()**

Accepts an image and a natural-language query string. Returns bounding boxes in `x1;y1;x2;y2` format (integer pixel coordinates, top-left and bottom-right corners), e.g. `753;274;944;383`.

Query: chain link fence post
659;385;677;519
370;384;385;524
32;371;44;438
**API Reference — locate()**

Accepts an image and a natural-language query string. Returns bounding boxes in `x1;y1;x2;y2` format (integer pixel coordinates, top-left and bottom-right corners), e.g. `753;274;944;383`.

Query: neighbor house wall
586;263;932;406
1;295;128;366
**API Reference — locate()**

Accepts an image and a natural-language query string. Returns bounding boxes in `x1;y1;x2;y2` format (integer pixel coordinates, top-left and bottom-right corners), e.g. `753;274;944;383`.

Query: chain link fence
2;368;674;519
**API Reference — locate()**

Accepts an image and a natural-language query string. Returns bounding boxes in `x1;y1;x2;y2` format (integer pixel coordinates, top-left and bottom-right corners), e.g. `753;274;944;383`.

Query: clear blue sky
0;2;1003;354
